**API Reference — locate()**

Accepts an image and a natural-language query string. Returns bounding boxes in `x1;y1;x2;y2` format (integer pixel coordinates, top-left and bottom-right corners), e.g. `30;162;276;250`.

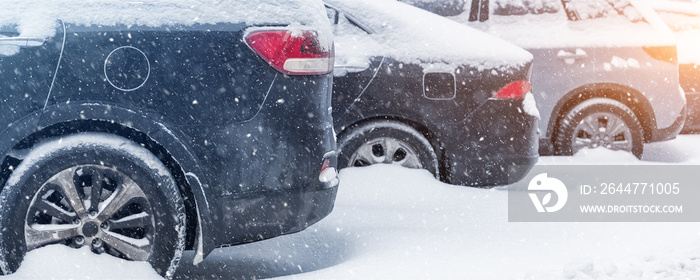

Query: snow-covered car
434;0;687;158
647;0;700;132
0;1;338;278
326;0;539;187
397;0;468;16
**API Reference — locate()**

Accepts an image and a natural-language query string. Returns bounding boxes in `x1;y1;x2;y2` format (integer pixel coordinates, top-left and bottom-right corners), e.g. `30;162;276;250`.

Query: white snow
4;246;162;280
523;92;541;118
653;6;700;64
451;0;677;49
327;0;532;71
0;0;333;48
13;135;700;279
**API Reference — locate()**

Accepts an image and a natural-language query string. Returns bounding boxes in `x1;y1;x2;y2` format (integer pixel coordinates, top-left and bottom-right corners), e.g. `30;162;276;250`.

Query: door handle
557;53;587;59
557;49;587;59
557;49;587;64
0;37;45;47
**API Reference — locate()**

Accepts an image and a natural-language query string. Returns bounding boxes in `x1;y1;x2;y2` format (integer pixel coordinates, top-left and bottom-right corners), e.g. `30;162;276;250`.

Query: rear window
493;0;643;22
493;0;560;15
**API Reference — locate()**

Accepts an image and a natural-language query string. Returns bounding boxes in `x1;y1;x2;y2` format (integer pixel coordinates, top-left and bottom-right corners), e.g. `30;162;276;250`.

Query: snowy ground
8;135;700;279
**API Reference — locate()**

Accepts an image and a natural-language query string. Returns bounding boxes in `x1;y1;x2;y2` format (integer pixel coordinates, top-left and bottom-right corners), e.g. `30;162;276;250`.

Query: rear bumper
682;92;700;133
210;180;338;248
651;105;686;142
442;98;539;187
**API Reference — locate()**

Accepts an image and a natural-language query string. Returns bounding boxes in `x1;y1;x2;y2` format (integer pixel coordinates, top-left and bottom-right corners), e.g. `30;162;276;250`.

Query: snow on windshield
326;0;532;72
0;0;332;45
452;0;675;48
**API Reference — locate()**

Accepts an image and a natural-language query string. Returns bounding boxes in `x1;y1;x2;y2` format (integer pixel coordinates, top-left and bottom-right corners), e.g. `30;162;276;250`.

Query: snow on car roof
451;0;676;49
0;0;332;45
326;0;533;71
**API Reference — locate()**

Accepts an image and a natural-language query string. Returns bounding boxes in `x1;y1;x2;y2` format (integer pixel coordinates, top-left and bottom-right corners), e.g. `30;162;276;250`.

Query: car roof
0;0;332;41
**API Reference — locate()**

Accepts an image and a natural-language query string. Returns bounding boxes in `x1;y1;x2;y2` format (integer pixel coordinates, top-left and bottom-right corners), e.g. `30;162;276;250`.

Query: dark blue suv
0;1;338;278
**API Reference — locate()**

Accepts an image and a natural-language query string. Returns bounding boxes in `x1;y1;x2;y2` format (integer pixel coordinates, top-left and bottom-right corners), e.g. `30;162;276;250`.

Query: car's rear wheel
338;120;439;177
554;98;643;158
0;133;185;279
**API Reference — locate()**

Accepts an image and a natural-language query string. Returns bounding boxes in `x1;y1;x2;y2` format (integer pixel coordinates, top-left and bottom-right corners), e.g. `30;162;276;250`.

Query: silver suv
449;0;686;158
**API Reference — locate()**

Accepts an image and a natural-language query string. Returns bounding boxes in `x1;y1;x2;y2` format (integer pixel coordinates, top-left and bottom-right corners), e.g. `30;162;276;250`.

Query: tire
0;133;186;279
554;98;644;158
338;120;439;177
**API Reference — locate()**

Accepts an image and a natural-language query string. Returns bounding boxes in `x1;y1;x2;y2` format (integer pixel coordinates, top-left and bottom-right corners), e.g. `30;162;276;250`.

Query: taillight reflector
319;157;338;185
493;80;531;99
246;30;333;75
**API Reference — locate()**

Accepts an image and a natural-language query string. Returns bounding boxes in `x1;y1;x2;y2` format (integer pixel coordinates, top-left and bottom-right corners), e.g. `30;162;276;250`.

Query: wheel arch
0;103;214;259
548;83;656;143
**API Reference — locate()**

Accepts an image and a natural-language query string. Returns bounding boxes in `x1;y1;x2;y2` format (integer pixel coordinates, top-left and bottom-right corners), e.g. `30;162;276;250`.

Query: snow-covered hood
0;0;333;46
326;0;533;70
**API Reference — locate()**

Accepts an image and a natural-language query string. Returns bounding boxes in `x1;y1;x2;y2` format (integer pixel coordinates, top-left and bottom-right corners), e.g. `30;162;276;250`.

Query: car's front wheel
554;98;644;158
338;120;439;177
0;133;186;279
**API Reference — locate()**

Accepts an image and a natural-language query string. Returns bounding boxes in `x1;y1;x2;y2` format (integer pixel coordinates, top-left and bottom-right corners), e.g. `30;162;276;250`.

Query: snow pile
0;0;332;46
603;56;640;71
8;136;700;279
327;0;532;71
3;245;162;280
527;242;700;279
452;0;676;48
537;147;642;165
523;92;540;118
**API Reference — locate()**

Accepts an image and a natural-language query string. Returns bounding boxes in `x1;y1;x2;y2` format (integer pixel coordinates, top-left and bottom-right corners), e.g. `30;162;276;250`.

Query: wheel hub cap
571;112;633;154
82;221;99;238
24;165;155;261
348;137;423;169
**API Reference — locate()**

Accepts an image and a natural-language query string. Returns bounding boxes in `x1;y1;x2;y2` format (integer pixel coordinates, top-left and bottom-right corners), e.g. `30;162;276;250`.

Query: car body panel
650;2;700;131
0;1;337;263
326;0;538;186
0;24;64;125
450;0;686;153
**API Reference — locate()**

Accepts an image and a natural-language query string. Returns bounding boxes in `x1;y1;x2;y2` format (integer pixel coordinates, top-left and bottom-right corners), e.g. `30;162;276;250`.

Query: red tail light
246;30;333;75
493;80;531;99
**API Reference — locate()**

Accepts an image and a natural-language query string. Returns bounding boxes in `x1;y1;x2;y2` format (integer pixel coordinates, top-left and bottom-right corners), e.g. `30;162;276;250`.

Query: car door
0;22;64;124
462;0;682;141
463;0;601;137
326;5;385;128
